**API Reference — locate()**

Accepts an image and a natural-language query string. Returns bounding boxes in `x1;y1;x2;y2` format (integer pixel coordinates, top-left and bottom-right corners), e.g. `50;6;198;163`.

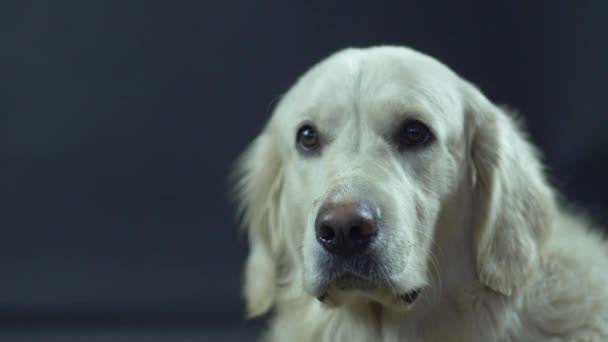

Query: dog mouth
317;288;423;303
313;255;424;308
316;272;423;306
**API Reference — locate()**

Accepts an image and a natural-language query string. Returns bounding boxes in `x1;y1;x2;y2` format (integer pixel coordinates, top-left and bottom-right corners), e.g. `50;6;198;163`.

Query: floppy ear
468;88;555;296
233;131;284;317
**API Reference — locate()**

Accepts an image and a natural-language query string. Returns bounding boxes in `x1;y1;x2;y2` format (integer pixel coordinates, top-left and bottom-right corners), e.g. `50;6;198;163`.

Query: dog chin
332;273;378;291
309;273;423;312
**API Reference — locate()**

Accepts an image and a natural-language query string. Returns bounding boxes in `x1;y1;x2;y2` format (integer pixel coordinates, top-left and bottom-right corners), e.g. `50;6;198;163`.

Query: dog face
278;48;470;306
235;46;553;317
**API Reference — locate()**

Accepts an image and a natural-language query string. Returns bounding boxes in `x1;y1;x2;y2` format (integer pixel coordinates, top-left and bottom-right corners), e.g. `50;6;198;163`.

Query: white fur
233;46;608;341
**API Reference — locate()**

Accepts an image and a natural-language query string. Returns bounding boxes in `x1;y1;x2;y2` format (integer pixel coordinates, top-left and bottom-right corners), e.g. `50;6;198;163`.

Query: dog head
234;46;554;317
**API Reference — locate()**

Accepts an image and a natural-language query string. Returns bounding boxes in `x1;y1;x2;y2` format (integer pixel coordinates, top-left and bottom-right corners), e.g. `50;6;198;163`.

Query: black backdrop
1;0;607;339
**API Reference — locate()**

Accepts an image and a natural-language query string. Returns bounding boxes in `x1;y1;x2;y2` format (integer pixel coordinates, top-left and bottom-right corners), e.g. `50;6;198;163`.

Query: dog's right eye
397;120;433;149
296;124;320;152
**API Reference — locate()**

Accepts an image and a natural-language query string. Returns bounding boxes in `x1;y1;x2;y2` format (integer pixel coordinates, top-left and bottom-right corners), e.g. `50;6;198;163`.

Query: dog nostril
319;225;336;241
349;222;376;243
349;226;364;242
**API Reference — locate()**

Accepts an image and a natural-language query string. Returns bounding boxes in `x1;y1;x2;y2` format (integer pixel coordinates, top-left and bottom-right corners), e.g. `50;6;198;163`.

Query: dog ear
467;86;555;296
233;131;284;317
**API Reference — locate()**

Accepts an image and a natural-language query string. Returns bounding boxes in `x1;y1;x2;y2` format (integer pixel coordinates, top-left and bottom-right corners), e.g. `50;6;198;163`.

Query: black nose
315;202;378;256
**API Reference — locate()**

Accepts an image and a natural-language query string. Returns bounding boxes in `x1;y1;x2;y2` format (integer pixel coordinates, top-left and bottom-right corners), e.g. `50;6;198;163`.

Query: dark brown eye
296;124;320;151
398;120;433;148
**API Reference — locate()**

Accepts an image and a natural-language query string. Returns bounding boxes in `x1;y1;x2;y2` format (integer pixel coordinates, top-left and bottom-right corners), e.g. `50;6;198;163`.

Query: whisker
409;230;444;305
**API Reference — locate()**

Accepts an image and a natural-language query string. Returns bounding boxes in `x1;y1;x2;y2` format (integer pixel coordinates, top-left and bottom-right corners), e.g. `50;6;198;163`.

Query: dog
233;46;608;341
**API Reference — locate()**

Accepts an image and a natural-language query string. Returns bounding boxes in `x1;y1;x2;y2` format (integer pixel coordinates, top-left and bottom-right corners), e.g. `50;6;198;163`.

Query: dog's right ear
233;131;284;318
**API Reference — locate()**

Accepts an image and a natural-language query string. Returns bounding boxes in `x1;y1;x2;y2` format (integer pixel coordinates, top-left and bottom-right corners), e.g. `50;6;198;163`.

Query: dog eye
296;124;320;152
398;120;433;148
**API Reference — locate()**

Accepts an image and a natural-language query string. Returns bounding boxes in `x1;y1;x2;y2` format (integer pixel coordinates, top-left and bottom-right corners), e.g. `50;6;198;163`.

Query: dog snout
315;202;378;256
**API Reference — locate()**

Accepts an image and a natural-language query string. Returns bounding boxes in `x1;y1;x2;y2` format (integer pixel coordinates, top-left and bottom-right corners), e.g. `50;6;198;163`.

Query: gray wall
1;0;607;335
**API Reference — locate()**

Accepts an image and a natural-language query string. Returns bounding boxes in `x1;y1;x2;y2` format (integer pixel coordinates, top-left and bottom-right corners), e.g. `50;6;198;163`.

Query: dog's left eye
397;120;433;148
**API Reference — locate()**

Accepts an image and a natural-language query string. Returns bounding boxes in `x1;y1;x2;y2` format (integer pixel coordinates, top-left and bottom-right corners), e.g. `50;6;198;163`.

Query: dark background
1;1;607;341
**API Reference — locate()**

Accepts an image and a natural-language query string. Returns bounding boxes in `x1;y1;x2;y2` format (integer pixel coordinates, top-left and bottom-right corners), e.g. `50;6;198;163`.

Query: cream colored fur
233;46;608;341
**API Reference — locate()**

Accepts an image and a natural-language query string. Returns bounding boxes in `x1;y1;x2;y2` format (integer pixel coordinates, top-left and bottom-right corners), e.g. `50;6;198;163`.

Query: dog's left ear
465;84;555;296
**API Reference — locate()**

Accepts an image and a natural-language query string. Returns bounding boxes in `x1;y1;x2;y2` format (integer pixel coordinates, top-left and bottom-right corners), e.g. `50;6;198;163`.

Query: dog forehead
270;46;464;137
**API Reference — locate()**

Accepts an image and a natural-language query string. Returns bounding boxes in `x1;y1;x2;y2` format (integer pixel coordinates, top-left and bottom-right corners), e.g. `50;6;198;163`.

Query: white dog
233;46;608;341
